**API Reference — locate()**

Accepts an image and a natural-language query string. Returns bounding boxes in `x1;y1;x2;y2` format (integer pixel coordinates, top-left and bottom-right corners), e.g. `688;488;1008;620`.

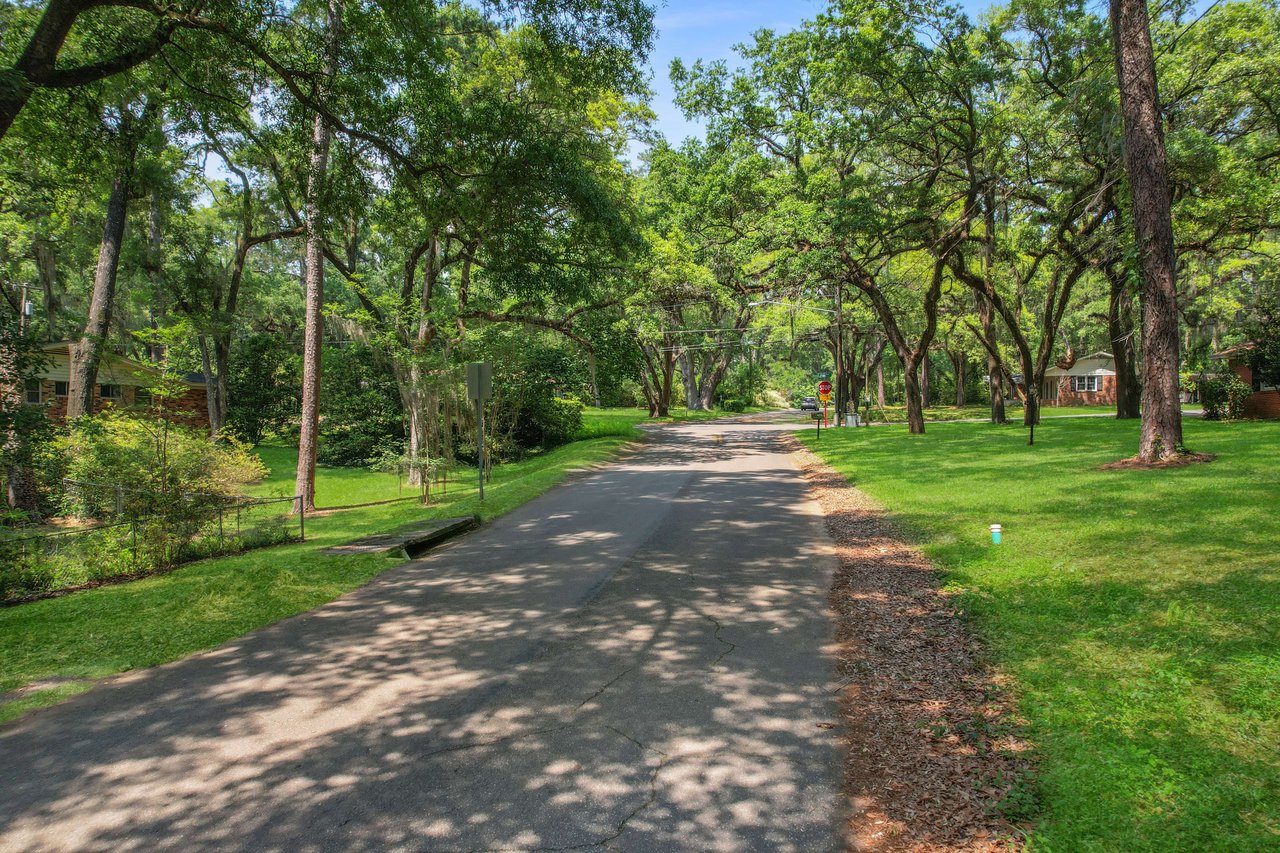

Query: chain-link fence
58;477;246;523
0;495;303;603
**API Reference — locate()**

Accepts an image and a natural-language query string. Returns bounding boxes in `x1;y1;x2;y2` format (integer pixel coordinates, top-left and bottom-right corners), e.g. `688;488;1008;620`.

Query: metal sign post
466;363;493;501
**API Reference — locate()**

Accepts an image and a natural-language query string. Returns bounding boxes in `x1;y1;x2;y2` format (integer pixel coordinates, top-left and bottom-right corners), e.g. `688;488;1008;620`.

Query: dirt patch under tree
1097;451;1216;471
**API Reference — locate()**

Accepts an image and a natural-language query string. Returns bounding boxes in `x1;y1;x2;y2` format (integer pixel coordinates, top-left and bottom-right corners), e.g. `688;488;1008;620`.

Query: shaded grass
802;418;1280;851
0;435;633;725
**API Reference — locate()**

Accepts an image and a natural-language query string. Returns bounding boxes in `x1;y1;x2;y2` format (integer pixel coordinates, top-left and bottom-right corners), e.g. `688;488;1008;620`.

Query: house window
99;384;123;402
53;381;68;397
24;379;42;404
135;389;153;406
1071;375;1100;392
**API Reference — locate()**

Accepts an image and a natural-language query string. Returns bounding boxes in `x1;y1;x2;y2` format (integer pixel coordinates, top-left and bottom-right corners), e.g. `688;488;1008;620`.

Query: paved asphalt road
0;416;843;852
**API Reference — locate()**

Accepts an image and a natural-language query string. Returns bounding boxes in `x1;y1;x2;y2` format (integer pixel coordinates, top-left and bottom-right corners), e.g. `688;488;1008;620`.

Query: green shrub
718;360;765;407
7;412;286;600
226;333;300;445
58;413;267;519
513;397;584;450
1199;374;1252;420
317;344;405;467
720;398;747;413
479;335;589;455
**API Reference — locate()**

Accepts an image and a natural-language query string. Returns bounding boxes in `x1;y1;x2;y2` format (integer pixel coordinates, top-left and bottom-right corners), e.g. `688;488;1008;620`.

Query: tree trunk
198;335;221;432
639;342;675;418
294;0;341;512
404;385;434;488
679;351;701;409
952;352;967;407
67;169;130;418
848;260;945;433
6;462;40;517
697;353;732;410
641;378;657;417
1024;374;1040;426
1111;0;1183;459
876;354;885;406
974;188;1008;424
859;336;884;412
977;293;1006;424
0;1;86;142
902;354;925;434
920;354;930;410
658;349;675;417
1017;344;1040;427
847;334;869;410
586;350;602;408
1108;267;1142;419
33;238;59;340
951;352;963;407
834;284;846;421
213;336;231;433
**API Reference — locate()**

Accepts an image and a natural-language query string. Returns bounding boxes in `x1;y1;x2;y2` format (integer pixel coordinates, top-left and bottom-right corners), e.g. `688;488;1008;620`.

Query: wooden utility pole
835;281;844;424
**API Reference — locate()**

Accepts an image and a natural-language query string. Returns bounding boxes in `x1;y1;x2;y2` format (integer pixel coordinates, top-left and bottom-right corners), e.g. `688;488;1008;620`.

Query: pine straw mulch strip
787;437;1033;852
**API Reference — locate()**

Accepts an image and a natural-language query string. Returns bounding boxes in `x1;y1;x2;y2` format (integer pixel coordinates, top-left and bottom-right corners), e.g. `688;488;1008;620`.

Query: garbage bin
845;414;861;427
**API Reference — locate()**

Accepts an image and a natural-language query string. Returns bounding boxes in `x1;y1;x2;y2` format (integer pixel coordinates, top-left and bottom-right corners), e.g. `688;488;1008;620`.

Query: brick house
23;343;211;431
1039;352;1118;407
1214;343;1280;419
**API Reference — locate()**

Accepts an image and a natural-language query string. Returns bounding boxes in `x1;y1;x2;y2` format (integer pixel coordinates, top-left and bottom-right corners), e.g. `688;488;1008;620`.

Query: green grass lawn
247;445;412;506
0;434;633;724
802;418;1280;851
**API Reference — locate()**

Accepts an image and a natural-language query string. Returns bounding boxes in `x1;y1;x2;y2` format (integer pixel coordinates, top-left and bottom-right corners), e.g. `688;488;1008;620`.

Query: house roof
37;342;204;388
1044;351;1116;377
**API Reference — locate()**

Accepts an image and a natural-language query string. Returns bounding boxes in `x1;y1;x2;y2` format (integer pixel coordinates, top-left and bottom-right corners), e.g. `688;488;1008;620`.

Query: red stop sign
817;380;832;395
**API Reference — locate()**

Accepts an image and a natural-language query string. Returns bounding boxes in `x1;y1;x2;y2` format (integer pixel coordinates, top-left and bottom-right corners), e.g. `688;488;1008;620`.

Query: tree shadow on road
0;424;845;852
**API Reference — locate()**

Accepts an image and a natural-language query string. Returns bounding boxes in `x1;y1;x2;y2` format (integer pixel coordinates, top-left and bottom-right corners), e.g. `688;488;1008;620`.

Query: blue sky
643;0;1013;147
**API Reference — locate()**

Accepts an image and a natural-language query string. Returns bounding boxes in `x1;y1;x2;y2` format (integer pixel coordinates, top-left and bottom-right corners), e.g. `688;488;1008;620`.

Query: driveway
0;416;842;852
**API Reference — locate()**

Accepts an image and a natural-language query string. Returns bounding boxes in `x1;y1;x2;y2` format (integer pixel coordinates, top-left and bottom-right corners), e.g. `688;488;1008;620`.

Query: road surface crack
575;667;634;710
597;725;669;850
703;612;737;668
